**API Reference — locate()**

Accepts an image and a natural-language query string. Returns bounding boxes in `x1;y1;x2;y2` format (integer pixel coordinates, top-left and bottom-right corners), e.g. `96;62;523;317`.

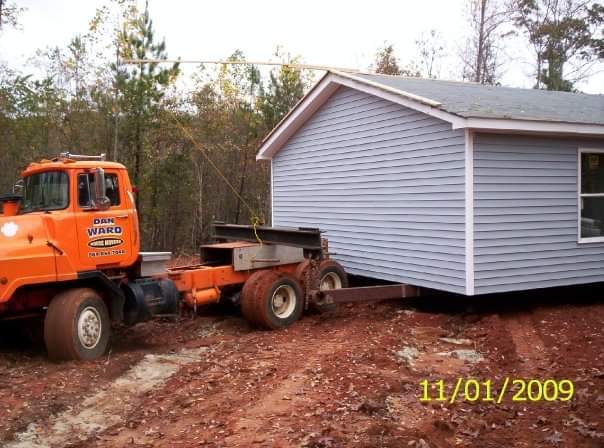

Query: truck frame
0;153;418;361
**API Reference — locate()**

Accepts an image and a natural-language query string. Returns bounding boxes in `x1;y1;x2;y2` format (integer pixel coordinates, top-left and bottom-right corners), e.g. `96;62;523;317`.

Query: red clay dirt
0;286;602;448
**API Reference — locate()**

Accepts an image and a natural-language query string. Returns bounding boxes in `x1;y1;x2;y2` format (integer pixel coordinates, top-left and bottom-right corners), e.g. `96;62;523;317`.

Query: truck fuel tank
122;278;179;325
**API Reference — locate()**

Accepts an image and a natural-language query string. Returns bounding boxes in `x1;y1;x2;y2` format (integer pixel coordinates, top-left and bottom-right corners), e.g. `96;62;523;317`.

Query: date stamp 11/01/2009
419;378;575;404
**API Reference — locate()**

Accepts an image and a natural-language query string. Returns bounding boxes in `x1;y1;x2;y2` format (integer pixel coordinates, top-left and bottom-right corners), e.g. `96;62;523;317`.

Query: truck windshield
20;171;69;213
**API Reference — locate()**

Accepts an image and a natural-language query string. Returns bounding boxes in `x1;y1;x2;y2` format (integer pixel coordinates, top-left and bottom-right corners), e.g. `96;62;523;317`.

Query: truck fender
76;271;125;323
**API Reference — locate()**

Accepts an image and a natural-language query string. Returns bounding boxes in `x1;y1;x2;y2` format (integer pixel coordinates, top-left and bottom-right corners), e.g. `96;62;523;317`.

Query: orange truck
0;153;353;361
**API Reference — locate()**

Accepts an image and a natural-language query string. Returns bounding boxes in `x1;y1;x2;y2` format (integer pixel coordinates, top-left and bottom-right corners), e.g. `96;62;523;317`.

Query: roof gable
257;71;604;160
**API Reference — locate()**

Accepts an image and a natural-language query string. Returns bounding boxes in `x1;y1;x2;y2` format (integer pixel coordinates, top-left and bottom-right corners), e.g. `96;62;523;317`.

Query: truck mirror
13;179;23;195
92;167;111;210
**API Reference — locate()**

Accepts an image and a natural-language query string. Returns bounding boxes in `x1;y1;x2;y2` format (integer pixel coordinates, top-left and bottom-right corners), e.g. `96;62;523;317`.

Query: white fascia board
454;117;604;136
331;70;442;107
256;74;341;160
464;129;475;296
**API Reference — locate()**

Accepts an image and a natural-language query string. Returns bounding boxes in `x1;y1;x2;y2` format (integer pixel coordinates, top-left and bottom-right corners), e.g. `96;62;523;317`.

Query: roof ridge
356;71;604;97
355;70;482;86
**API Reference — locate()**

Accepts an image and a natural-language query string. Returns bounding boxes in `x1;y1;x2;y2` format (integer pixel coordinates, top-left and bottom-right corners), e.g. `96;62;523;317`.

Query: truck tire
242;271;303;330
296;259;348;313
44;288;111;361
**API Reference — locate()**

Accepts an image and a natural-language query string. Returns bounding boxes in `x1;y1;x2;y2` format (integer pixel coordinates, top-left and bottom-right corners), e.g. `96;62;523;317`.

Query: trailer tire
44;288;111;361
244;271;303;330
296;260;348;313
241;270;271;326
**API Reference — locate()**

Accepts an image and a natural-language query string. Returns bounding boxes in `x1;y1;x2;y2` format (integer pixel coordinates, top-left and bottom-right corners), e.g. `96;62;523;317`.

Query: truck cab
0;153;140;308
0;153;158;360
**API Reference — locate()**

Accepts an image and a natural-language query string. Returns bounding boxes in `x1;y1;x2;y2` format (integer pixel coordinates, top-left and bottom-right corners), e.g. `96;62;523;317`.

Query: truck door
74;170;134;269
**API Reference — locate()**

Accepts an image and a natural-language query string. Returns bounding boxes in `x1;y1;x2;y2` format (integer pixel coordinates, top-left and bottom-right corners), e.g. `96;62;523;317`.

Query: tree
415;30;447;79
183;51;270;241
461;0;511;83
0;0;24;32
258;50;310;130
512;0;604;91
373;44;402;75
372;43;422;77
115;1;179;212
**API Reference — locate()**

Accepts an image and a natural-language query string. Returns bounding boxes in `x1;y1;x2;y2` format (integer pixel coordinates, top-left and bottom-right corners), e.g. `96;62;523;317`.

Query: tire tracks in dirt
3;320;222;448
5;347;210;448
84;316;374;447
501;313;550;375
222;336;347;446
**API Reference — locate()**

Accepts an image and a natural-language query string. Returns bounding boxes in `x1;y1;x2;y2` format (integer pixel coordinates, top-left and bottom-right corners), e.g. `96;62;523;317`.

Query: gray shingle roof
356;73;604;126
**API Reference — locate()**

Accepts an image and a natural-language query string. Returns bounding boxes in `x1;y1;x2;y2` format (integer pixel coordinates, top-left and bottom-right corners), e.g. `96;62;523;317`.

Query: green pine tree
114;1;179;211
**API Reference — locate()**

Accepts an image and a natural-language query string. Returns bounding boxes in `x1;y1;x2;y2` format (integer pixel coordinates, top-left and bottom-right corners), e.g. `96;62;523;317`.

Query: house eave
456;118;604;137
256;71;604;161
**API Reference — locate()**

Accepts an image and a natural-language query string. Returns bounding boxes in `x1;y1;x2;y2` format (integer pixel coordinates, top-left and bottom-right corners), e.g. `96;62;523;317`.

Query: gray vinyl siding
473;133;604;294
272;86;467;294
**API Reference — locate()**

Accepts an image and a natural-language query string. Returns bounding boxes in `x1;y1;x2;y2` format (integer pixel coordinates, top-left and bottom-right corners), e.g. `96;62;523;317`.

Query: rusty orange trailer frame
167;263;299;308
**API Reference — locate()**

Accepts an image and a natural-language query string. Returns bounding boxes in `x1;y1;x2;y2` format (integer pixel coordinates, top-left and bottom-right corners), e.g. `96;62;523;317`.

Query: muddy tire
44;288;111;361
318;260;348;290
296;259;348;313
242;271;303;330
241;270;273;326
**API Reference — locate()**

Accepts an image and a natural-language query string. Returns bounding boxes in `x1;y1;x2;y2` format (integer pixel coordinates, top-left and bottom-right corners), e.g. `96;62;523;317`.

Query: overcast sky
1;0;603;93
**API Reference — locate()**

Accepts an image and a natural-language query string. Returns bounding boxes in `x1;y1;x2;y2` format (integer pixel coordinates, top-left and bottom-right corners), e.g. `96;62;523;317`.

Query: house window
579;149;604;241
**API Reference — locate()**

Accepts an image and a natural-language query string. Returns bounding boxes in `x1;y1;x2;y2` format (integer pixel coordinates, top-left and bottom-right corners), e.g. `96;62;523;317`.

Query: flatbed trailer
137;224;421;332
167;224;420;326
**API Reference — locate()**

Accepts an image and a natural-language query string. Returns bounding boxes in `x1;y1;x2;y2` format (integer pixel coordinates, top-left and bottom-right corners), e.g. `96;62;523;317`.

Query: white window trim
577;147;604;243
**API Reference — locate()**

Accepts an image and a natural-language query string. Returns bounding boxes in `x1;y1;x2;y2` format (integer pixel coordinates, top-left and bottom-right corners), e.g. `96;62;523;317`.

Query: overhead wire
119;59;345;245
168;111;265;244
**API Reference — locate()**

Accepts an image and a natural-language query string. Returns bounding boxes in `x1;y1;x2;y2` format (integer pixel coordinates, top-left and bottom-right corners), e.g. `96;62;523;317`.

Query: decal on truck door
87;217;126;258
88;237;124;249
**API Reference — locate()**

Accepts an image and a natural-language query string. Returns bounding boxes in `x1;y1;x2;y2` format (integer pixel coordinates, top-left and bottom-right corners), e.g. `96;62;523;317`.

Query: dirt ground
0;284;602;448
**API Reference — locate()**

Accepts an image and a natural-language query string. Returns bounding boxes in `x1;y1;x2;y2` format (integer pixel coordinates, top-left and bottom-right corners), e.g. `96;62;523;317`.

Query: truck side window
77;174;91;207
78;173;121;208
105;174;120;206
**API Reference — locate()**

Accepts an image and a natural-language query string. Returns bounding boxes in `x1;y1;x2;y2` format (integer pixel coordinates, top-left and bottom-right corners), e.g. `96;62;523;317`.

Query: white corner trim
270;159;274;226
465;129;475;296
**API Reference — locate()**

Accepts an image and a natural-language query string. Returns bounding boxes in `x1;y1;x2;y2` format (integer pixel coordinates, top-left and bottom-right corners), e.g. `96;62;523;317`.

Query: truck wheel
44;288;111;361
296;259;348;313
243;271;303;330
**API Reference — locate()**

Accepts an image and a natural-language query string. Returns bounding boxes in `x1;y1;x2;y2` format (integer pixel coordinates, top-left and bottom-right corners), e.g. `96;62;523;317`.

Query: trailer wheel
44;288;111;361
296;260;348;313
243;271;303;330
318;260;348;290
241;270;271;326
